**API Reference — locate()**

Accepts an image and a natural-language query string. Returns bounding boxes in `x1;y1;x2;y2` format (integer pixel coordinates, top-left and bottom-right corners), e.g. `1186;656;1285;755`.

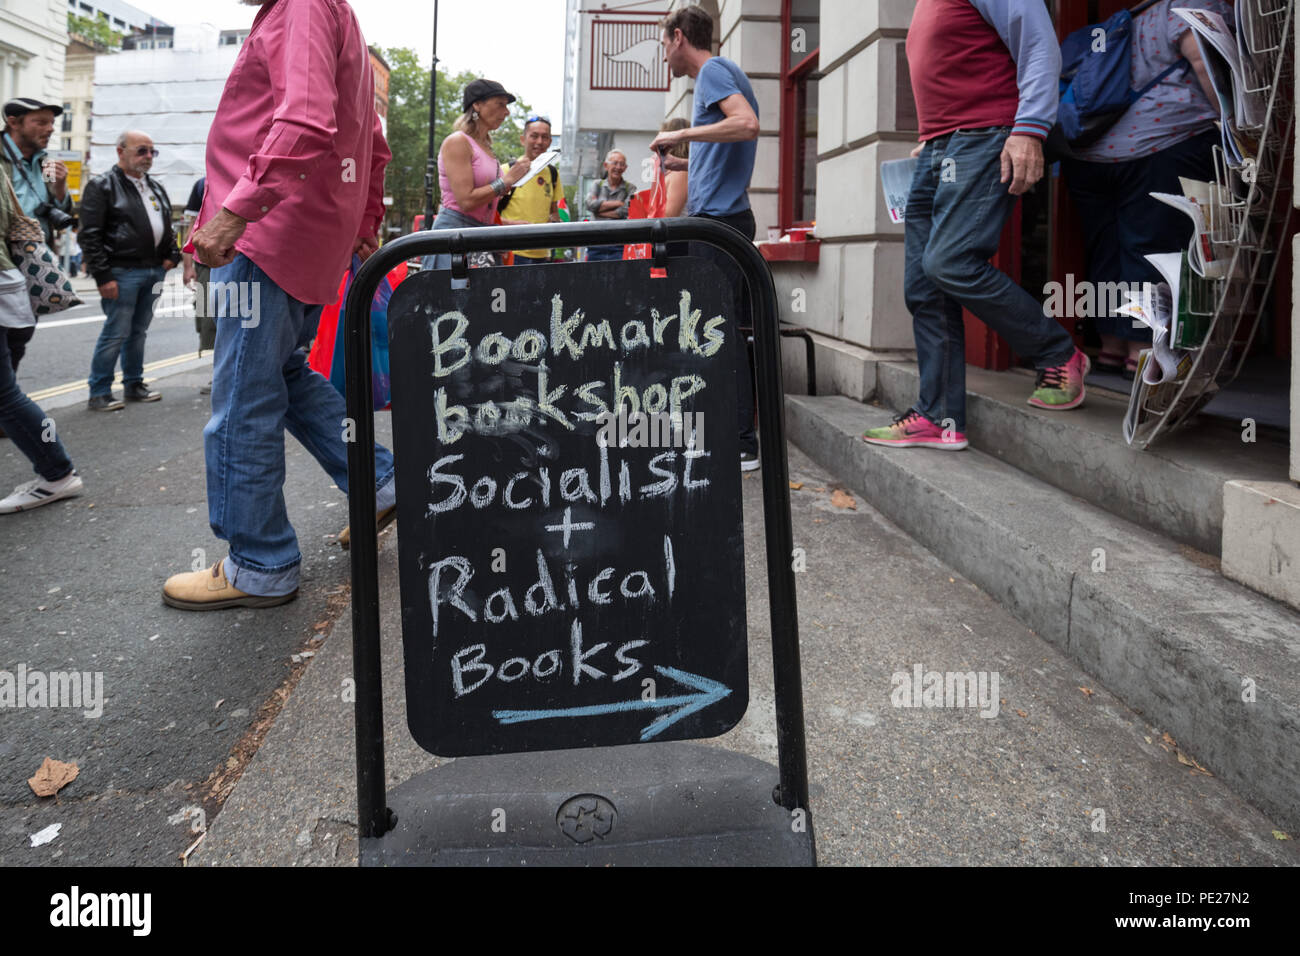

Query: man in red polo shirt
864;0;1089;451
163;0;396;609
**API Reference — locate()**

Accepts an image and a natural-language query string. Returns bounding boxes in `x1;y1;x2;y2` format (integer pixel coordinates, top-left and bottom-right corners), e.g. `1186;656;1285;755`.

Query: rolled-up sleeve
361;109;391;238
222;0;342;222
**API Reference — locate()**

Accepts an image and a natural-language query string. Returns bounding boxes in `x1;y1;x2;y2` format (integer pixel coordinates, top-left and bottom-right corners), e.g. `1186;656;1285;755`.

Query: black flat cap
462;79;516;112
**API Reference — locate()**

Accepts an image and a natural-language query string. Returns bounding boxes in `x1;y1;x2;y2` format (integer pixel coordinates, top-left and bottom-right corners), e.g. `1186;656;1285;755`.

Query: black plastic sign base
386;258;748;757
359;742;814;866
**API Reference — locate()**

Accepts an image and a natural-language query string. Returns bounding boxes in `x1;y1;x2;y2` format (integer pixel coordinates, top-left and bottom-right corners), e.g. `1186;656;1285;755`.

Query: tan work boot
338;504;397;550
162;561;298;611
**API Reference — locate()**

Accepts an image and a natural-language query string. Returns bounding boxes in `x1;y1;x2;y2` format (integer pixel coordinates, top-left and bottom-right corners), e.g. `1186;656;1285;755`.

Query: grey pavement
194;442;1299;866
1;364;392;865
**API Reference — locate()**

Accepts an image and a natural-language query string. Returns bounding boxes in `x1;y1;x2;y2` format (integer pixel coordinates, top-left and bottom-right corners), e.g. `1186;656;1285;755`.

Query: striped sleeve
971;0;1061;139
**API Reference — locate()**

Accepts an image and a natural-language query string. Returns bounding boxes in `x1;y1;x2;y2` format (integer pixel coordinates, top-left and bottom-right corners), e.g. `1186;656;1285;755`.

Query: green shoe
1028;349;1089;410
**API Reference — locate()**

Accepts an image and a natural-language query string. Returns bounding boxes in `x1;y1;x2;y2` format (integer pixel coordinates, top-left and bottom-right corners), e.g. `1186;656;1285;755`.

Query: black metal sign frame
343;219;808;840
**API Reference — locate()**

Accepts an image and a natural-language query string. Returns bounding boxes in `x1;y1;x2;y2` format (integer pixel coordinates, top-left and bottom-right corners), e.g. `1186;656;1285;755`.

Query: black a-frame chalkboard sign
387;257;749;756
343;219;812;865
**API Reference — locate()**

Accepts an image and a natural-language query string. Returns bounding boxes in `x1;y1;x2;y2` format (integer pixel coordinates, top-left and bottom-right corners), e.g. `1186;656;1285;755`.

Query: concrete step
873;361;1291;556
787;393;1300;834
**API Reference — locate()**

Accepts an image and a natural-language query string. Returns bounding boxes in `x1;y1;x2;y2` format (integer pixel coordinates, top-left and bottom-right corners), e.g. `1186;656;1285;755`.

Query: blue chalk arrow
492;665;732;741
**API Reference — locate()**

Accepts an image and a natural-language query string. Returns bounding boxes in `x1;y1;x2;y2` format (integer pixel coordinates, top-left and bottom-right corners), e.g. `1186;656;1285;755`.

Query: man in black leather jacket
80;129;179;410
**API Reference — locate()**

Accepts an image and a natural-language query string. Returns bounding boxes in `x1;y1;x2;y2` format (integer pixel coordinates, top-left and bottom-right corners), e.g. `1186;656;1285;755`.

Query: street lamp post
402;165;411;233
423;0;439;229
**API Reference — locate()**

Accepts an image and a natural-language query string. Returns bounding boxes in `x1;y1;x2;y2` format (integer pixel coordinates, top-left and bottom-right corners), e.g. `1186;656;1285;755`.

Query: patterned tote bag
3;174;82;316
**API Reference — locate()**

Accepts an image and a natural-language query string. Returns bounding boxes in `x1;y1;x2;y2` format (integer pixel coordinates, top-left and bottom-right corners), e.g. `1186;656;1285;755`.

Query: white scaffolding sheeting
89;41;240;207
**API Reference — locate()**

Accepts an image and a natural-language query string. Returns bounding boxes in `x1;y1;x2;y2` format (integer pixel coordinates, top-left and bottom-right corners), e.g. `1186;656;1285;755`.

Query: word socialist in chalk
425;441;710;517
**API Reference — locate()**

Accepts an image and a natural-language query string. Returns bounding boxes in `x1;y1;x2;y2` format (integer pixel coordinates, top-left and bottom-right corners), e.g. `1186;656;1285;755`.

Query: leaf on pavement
830;489;857;510
1176;750;1213;775
1016;709;1028;719
1079;686;1095;698
789;480;804;491
1273;831;1290;840
29;757;79;797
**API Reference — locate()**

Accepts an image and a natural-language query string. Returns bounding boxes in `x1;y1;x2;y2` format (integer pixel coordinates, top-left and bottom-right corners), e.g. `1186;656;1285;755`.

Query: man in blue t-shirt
651;4;761;471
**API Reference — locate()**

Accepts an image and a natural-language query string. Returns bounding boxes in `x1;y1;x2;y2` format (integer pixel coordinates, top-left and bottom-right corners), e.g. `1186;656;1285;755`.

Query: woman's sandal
1094;350;1127;372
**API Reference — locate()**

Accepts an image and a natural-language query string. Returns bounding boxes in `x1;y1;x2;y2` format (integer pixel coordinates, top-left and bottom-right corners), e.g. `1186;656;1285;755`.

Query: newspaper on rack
1232;0;1281;115
1114;274;1183;385
1174;7;1267;130
1121;350;1213;445
1148;176;1241;279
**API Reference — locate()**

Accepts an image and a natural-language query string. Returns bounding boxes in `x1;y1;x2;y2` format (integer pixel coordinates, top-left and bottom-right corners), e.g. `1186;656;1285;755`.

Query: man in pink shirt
163;0;396;610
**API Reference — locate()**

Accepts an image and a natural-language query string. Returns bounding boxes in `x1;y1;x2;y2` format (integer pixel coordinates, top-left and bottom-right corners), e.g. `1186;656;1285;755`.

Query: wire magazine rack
1127;0;1295;448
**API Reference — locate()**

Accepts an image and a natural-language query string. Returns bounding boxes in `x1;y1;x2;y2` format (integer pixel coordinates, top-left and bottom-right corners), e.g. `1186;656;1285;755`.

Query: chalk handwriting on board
494;664;732;741
387;258;748;756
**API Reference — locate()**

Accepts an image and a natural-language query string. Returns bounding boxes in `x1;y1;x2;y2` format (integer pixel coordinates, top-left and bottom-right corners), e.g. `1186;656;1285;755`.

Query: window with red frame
779;0;819;233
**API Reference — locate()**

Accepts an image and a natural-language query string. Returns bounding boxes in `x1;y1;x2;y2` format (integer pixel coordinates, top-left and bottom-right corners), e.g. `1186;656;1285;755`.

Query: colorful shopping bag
307;253;407;411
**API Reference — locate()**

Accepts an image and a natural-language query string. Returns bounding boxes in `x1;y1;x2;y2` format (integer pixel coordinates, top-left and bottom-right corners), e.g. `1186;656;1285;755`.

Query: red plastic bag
307;254;408;411
624;156;667;278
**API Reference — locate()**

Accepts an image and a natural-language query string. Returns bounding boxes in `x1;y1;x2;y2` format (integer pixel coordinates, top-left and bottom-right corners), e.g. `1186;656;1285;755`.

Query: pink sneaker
862;410;969;450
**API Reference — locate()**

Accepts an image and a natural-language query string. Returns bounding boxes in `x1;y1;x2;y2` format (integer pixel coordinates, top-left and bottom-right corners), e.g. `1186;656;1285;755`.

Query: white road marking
38;305;192;329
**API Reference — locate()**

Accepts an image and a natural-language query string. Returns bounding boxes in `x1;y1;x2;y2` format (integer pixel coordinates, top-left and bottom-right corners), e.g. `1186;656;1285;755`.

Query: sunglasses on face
131;146;159;157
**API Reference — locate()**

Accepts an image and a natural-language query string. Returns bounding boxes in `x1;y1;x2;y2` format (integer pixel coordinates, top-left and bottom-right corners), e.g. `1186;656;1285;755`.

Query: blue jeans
585;245;623;261
204;254;396;596
0;322;73;482
1063;128;1217;342
419;207;490;282
904;128;1075;431
88;265;165;396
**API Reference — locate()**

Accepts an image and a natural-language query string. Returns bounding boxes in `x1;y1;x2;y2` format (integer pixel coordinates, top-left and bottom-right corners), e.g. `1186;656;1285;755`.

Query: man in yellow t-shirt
498;115;562;263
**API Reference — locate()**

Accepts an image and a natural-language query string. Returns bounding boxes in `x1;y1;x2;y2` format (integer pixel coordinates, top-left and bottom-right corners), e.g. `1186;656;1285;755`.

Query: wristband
490;177;506;195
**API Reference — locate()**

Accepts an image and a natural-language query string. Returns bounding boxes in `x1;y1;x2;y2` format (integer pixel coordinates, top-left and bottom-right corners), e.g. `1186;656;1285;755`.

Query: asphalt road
1;332;382;865
15;270;212;411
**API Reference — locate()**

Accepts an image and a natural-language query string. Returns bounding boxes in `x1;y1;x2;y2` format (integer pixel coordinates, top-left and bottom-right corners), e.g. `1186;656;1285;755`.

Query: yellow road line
28;352;211;402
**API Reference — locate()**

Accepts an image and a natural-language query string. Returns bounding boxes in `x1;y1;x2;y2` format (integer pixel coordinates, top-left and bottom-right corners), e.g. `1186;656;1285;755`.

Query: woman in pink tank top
422;79;532;271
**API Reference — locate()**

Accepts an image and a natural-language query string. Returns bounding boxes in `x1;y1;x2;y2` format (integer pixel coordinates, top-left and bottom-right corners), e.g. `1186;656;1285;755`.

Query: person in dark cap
2;98;72;247
419;79;533;273
1;98;73;379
